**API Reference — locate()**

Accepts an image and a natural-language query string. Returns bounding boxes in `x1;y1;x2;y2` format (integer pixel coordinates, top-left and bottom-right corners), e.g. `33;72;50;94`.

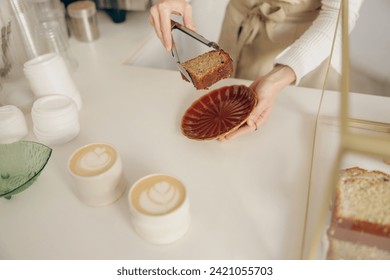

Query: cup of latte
128;174;190;245
68;143;127;207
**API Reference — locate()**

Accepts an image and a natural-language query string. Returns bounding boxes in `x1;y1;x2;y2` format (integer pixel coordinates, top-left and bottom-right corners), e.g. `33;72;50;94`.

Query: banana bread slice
332;176;390;237
181;49;233;90
325;167;390;259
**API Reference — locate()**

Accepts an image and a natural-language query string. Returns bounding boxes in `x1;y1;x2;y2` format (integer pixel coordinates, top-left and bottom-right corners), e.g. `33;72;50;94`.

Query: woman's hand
219;65;296;141
149;0;195;51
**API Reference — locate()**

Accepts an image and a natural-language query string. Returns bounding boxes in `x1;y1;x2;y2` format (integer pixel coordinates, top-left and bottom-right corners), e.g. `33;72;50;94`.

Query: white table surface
0;11;389;260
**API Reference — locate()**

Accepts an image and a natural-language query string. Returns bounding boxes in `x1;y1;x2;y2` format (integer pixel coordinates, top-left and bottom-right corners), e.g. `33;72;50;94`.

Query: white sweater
275;0;364;84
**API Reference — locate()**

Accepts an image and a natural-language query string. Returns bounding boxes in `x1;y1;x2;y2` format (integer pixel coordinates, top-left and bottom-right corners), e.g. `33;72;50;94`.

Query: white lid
32;95;77;117
0;105;24;127
24;53;60;70
32;95;80;145
0;105;28;144
67;1;96;18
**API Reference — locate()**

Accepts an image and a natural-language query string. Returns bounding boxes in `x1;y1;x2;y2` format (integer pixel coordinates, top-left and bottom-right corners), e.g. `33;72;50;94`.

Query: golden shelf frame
306;0;390;259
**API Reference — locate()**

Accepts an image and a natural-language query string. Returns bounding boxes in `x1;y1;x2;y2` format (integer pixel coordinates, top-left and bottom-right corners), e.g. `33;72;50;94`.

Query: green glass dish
0;141;52;200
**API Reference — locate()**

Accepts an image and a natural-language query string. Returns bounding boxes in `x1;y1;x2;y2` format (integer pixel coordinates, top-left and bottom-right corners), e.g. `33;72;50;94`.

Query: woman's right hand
149;0;196;51
219;65;296;141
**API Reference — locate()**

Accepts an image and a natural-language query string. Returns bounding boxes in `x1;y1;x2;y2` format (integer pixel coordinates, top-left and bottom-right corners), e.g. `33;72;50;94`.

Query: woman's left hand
218;65;296;141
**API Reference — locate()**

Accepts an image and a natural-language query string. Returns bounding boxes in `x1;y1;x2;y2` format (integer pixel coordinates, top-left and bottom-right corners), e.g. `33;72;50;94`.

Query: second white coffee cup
128;174;190;245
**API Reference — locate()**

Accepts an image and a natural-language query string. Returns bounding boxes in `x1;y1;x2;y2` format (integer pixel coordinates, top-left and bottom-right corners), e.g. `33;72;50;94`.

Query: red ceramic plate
181;85;258;140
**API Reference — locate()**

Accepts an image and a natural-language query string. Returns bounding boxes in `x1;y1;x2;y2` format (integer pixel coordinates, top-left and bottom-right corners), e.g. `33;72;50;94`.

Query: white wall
191;0;229;42
171;0;229;62
349;0;390;96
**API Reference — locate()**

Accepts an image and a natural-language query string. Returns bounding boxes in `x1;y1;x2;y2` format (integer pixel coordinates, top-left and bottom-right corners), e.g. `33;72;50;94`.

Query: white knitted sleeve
274;0;364;84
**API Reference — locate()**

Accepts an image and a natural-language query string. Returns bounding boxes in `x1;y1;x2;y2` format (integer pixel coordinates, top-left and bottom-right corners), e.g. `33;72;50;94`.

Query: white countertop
0;11;389;260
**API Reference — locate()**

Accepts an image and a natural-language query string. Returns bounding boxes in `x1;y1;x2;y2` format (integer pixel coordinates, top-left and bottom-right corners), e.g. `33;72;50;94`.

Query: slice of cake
326;167;390;259
181;49;233;90
332;176;390;237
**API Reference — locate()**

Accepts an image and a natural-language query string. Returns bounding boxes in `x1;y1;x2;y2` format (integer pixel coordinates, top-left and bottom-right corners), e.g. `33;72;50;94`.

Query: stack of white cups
31;95;80;145
0;105;28;144
23;53;82;110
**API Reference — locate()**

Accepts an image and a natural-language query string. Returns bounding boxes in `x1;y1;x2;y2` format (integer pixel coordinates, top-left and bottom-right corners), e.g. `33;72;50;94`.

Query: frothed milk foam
130;175;186;216
69;143;117;176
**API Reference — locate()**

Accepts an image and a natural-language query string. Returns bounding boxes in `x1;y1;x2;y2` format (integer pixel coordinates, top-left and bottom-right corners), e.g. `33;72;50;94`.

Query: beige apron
218;0;340;89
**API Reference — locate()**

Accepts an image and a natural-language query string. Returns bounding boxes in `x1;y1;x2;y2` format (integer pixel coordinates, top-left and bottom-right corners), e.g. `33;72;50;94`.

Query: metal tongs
170;20;220;85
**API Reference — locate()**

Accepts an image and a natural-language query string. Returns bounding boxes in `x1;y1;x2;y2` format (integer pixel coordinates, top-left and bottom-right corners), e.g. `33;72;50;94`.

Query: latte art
139;182;181;214
131;175;186;216
69;143;117;176
80;147;111;169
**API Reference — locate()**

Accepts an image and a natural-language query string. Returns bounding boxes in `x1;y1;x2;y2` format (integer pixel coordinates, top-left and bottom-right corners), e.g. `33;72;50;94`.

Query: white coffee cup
68;143;127;207
128;174;190;245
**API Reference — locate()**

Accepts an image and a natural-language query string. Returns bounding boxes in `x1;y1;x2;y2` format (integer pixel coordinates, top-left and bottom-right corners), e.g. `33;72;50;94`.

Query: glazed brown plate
181;85;258;140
